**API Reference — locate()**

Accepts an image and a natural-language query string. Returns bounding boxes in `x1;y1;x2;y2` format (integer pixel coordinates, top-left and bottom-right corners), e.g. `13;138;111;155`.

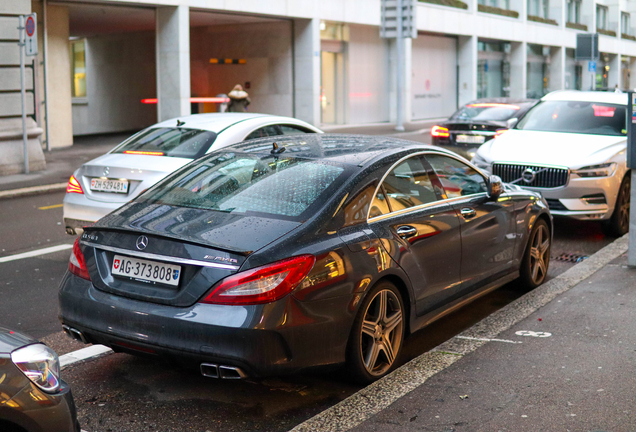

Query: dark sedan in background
431;98;537;160
58;134;551;383
0;327;80;432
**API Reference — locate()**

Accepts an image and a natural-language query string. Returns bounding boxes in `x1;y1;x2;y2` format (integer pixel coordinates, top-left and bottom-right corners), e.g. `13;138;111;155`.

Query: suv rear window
450;103;529;121
140;152;349;220
516;100;626;136
113;128;217;159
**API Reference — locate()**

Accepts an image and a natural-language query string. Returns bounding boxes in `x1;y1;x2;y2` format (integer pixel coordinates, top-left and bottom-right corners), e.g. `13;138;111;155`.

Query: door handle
460;208;476;218
396;225;417;239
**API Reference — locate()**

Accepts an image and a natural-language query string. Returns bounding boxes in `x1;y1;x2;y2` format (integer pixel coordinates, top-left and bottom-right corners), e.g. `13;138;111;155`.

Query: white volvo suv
471;90;630;236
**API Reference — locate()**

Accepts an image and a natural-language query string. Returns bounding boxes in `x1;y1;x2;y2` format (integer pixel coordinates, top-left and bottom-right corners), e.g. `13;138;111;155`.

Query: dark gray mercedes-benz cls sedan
59;134;551;383
0;327;80;432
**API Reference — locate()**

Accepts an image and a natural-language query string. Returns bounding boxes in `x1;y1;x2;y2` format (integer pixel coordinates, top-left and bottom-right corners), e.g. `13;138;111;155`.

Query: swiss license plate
456;134;485;144
90;178;129;194
112;255;181;287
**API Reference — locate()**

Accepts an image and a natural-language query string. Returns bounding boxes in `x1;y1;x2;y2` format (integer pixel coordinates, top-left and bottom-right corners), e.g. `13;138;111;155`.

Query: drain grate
552;253;589;263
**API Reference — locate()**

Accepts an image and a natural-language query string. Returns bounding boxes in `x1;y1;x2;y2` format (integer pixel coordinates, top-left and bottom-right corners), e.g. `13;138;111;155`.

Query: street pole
395;0;405;132
18;15;29;174
629;92;636;267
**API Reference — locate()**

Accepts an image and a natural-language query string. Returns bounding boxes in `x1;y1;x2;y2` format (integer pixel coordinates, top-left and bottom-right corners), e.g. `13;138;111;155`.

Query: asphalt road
0;188;617;432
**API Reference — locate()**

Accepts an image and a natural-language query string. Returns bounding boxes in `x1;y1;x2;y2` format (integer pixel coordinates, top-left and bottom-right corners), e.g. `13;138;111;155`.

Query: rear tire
603;174;630;237
346;281;405;384
519;219;551;289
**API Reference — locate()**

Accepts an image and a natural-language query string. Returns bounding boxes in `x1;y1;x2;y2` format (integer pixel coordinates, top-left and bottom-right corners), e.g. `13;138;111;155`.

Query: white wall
347;24;389;124
190;21;293;117
411;34;457;120
72;31;157;135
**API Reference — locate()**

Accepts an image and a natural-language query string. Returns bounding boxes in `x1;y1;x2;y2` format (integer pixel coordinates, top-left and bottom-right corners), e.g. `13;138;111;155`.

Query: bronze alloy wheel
521;219;550;288
358;286;404;378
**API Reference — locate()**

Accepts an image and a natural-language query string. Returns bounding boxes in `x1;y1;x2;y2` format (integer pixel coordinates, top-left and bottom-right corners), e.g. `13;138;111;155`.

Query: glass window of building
70;39;86;98
622;12;631;35
567;0;581;23
597;5;608;30
527;0;548;17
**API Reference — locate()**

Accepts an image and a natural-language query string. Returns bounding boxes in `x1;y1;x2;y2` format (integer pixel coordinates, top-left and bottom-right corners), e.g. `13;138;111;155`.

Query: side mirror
506;118;518;129
488;175;503;200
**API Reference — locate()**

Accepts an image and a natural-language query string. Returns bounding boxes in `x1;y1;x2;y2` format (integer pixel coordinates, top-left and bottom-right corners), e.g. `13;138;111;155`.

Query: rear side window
245;125;280;140
141;152;349;220
426;154;487;198
279;125;314;135
113;128;217;159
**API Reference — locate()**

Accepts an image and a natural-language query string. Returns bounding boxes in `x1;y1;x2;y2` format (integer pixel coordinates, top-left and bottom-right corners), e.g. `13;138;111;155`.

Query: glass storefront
477;41;510;98
526;44;546;98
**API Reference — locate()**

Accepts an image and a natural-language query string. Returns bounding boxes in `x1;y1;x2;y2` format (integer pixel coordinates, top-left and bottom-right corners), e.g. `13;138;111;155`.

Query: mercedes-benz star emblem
522;168;536;184
103;167;110;176
136;235;149;251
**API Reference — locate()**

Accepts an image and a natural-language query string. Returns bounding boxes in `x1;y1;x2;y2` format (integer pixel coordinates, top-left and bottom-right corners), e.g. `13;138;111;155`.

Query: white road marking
60;345;113;368
455;335;522;344
515;330;552;338
0;244;73;263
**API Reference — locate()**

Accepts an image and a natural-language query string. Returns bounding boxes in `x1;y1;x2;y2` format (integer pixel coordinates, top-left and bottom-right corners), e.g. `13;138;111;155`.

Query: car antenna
271;142;286;154
176;119;185;127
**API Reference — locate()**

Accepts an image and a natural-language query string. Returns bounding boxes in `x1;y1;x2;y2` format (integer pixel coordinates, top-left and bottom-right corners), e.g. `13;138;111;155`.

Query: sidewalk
292;235;634;432
0;122;438;199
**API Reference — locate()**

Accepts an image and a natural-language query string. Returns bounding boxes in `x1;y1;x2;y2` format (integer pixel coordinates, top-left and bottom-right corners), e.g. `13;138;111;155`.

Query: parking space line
38;203;63;210
0;244;73;263
60;345;113;368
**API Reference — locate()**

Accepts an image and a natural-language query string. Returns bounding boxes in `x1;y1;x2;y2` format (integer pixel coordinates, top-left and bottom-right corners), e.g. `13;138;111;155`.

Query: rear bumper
62;193;125;230
58;271;354;377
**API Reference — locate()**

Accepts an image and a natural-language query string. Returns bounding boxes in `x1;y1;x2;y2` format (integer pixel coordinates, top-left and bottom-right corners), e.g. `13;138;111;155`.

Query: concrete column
510;41;527;98
629;57;636;90
607;54;620;90
293;18;320;126
156;5;190;122
457;36;477;106
548;46;565;91
388;38;411;124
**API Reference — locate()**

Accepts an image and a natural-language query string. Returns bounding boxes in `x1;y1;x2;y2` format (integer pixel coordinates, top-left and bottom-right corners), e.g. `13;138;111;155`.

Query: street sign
380;0;417;39
576;33;599;61
24;13;37;56
588;61;596;73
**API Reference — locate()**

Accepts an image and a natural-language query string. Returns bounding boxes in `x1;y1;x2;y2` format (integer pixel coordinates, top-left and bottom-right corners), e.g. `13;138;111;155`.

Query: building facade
3;0;636;173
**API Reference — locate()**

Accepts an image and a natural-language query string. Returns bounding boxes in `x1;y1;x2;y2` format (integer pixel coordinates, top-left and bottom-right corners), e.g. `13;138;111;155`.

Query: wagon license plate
112;255;181;287
90;178;129;194
456;134;485;144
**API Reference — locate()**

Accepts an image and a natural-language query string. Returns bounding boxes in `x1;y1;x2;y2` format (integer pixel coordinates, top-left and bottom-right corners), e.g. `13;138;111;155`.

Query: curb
0;182;67;200
289;234;630;432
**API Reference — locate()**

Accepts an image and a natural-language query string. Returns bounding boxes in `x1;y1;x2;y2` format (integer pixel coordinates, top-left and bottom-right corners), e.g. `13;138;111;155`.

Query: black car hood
94;202;302;254
0;327;36;354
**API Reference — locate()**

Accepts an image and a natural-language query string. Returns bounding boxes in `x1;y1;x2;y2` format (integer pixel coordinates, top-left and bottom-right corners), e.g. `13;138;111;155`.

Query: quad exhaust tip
200;363;247;379
62;325;88;344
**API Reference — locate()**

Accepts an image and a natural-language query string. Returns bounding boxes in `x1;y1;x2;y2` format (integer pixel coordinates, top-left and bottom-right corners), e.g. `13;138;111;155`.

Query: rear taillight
69;238;90;281
431;125;450;138
66;175;83;194
200;255;316;305
494;128;508;138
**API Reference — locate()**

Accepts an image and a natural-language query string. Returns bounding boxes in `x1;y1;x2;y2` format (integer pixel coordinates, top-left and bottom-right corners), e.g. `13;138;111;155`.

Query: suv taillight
200;255;315;305
69;238;90;280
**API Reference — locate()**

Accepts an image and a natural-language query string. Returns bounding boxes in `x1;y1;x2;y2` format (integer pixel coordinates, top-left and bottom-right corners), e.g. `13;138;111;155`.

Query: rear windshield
516;100;626;136
113;128;217;159
140;152;350;220
450;103;528;122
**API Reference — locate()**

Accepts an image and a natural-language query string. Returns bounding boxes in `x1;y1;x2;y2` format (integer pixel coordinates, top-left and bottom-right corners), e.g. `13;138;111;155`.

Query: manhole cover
552;253;588;263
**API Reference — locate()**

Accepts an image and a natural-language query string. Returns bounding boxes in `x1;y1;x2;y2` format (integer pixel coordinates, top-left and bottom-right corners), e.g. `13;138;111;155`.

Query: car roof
152;113;312;133
541;90;628;105
221;133;459;167
465;97;536;105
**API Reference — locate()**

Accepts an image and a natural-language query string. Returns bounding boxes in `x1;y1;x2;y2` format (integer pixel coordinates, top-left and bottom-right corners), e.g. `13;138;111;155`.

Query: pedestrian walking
227;84;251;112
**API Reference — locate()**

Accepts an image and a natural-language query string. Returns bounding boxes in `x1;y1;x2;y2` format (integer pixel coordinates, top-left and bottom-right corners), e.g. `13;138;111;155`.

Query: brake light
123;150;164;156
200;255;316;305
494;128;508;138
66;175;83;194
431;125;450;138
69;238;90;281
